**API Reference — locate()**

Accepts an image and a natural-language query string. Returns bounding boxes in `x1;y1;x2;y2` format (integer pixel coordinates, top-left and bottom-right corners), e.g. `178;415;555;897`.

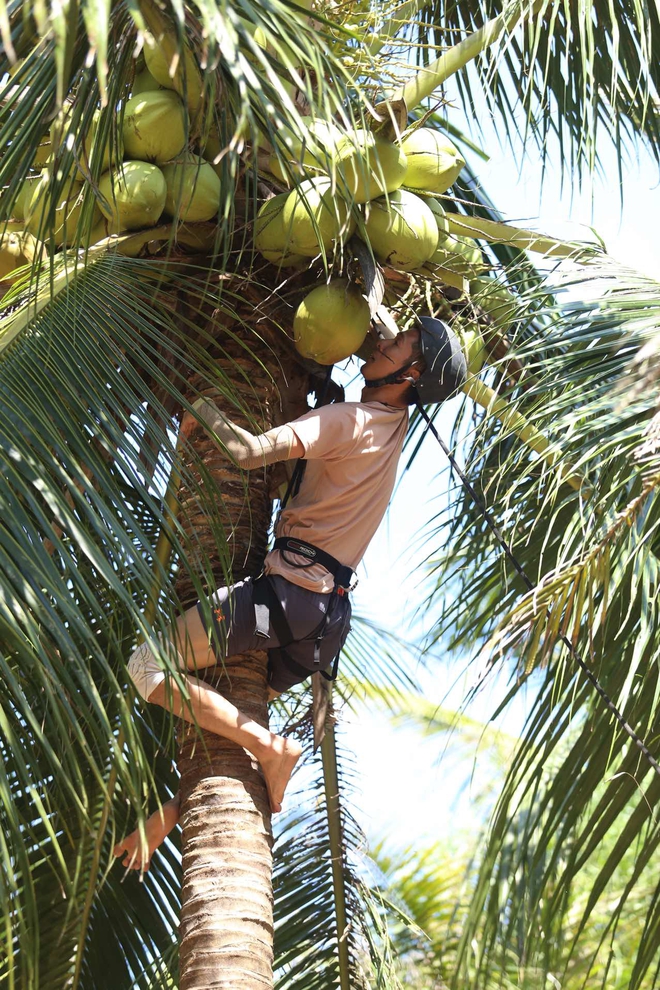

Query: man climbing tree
114;317;466;870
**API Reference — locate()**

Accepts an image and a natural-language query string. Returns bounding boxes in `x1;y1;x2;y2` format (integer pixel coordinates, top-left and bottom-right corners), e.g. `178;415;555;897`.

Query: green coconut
50;107;114;177
420;196;450;241
0;231;31;281
268;119;345;185
254;193;301;265
267;150;321;185
144;36;203;113
0;220;25;236
338;129;408;204
363;189;438;271
401;128;465;194
470;276;518;330
11;176;40;221
26;175;99;247
98;161;167;230
131;67;164;96
293;280;370;364
456;322;486;375
83;111;115;174
427;234;486;278
32;136;51;169
122;91;186;165
281;176;354;258
161;153;221;222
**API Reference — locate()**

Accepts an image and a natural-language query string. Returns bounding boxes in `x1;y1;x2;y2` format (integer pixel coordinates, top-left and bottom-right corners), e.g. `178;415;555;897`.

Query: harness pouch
265;574;352;692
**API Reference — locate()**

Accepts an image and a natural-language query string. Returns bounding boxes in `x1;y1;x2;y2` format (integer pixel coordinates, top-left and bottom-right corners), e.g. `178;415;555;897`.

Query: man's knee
127;642;185;703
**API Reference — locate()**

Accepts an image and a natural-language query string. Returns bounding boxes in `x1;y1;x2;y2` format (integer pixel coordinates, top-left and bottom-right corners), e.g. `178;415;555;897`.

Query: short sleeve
289;403;361;460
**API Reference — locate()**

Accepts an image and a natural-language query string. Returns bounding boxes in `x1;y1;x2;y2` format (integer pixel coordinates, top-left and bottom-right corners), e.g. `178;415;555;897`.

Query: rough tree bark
172;290;309;990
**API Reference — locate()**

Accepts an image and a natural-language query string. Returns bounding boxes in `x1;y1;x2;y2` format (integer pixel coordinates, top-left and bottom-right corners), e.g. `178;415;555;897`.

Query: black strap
272;536;354;589
253;573;343;680
253;574;295;647
320;632;341;681
279;364;335;514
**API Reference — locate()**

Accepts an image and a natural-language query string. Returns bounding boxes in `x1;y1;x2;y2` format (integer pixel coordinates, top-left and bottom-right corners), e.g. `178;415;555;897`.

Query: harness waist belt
272;537;354;589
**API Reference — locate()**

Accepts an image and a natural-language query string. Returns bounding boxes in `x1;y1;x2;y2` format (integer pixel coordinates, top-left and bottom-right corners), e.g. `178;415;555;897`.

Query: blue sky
335;118;660;851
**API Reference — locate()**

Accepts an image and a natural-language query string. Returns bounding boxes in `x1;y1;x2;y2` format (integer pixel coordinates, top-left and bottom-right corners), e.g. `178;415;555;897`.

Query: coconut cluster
1;42;508;383
253;118;493;364
1;44;220;285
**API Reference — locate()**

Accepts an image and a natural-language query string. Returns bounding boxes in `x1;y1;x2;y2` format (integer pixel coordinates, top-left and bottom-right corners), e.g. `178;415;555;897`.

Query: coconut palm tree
1;0;658;986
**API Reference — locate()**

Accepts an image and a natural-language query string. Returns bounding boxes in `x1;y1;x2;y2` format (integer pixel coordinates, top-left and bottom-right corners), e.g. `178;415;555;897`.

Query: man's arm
180;397;304;468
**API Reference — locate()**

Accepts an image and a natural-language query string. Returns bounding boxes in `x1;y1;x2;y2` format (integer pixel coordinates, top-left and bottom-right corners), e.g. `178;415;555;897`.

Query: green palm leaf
400;0;660;172
272;700;407;990
415;258;660;988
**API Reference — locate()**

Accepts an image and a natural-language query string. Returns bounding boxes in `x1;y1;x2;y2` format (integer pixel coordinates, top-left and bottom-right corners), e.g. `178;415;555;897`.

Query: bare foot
260;736;303;813
113;795;180;871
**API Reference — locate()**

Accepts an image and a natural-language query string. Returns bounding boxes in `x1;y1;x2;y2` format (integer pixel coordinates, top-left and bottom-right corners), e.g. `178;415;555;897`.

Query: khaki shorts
197;574;352;693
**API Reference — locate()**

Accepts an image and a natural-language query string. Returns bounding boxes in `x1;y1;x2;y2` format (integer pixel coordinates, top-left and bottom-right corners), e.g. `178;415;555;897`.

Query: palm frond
0;251;300;986
392;0;660;173
414;257;660;988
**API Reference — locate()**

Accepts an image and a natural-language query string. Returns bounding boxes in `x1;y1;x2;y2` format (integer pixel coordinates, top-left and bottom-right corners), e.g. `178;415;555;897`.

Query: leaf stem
462;377;584;491
393;0;545;113
445;213;594;259
321;720;350;990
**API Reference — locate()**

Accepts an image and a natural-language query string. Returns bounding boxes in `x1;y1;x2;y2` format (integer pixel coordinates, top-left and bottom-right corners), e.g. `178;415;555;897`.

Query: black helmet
414;316;467;404
362;315;467;404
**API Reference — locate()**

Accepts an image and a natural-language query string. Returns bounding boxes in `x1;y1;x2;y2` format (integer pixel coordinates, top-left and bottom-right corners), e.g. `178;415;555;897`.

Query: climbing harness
253;538;354;681
254;364;354;681
413;318;660;781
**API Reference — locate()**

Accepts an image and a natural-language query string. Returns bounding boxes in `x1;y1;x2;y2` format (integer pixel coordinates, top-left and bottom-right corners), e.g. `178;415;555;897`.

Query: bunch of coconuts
253;118;495;365
2;35;221;283
1;27;514;380
0;5;323;284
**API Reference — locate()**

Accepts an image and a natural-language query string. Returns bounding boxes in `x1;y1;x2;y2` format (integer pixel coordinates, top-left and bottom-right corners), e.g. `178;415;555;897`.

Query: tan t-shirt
264;401;409;593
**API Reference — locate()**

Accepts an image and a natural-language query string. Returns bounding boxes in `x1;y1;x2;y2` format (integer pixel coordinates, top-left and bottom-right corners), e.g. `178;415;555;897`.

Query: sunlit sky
334;104;660;853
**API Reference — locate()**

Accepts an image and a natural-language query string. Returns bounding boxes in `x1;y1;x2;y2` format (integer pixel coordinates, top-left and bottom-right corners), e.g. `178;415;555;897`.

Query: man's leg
128;603;300;813
114;688;285;870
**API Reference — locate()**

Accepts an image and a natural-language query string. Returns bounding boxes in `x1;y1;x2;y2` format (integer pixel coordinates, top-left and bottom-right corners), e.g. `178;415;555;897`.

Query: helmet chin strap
362;360;416;390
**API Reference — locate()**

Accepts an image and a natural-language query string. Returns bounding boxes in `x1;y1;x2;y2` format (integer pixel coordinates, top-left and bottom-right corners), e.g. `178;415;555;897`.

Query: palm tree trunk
178;652;273;990
174;310;309;989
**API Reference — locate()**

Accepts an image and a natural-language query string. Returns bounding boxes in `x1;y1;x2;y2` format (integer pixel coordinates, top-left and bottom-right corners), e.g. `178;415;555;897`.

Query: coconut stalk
366;0;431;57
391;0;546;112
445;214;596;259
321;711;350;990
462;376;584;491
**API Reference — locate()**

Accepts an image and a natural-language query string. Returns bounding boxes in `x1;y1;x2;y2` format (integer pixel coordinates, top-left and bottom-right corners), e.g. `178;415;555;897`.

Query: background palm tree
1;0;658;986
